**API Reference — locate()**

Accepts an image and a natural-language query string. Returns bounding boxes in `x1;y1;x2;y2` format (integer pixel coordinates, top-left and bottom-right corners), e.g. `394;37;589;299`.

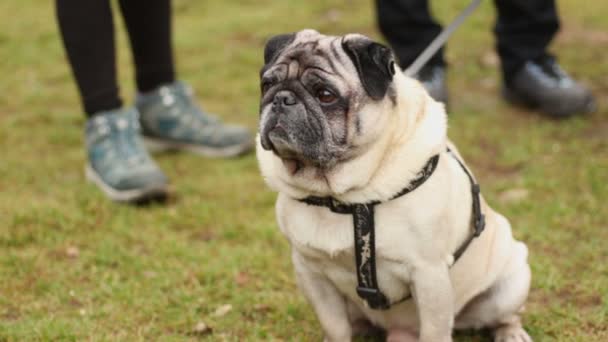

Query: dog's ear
342;35;396;101
264;33;296;65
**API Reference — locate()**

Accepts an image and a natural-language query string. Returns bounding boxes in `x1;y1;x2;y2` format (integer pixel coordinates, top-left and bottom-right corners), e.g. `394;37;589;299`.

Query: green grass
0;0;606;340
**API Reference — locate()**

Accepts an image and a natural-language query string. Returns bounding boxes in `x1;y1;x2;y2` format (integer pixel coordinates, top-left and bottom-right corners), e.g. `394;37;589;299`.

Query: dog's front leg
411;264;454;342
292;251;352;342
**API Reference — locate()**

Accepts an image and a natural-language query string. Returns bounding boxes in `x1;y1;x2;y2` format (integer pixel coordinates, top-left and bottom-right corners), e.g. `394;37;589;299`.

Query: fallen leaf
213;304;232;317
235;272;250;286
143;271;157;279
66;246;80;259
499;188;529;204
253;304;272;313
192;321;212;336
480;51;499;68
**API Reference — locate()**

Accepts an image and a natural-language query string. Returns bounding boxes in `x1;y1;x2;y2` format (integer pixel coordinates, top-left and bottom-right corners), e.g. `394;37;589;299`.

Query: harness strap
447;148;486;262
300;154;440;210
352;204;390;309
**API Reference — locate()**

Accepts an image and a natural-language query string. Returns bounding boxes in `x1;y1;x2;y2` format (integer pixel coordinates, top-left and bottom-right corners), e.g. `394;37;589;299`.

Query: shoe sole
502;87;597;118
85;164;168;203
143;136;254;158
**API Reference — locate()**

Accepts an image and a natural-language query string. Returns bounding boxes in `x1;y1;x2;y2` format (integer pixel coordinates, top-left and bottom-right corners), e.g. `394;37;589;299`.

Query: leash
403;0;483;77
300;148;485;310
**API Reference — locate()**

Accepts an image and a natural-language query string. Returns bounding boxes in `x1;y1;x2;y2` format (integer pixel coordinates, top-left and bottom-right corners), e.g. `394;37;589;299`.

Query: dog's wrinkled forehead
264;30;356;80
262;29;396;101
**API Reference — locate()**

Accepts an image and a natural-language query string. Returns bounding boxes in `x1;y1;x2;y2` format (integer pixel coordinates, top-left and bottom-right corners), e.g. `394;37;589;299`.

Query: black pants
56;0;175;116
376;0;560;83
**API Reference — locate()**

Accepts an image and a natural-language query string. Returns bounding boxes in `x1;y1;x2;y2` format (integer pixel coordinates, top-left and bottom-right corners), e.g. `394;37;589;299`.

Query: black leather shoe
503;57;596;118
414;64;449;106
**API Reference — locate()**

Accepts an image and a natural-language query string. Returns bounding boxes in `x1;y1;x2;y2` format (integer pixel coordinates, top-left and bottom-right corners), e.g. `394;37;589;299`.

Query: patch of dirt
47;246;81;261
560;25;608;45
554;286;604;310
468;137;525;178
1;306;21;321
580;321;608;336
68;298;83;308
582;120;608;141
189;230;216;242
228;32;263;46
235;271;251;287
529;279;605;314
242;303;275;322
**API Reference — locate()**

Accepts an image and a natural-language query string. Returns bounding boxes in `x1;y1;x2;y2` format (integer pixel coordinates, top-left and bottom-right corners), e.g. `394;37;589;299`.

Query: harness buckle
472;183;480;195
357;286;390;310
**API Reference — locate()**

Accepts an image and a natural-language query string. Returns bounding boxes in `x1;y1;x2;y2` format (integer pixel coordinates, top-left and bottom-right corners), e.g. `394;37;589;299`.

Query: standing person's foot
503;56;596;118
85;107;169;203
414;64;449;106
136;81;254;158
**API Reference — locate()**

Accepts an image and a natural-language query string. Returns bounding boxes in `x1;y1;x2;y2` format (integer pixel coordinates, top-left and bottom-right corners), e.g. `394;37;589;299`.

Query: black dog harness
299;148;485;310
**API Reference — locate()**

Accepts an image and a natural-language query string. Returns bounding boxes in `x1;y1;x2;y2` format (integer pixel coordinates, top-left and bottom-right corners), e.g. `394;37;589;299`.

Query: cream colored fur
257;70;531;342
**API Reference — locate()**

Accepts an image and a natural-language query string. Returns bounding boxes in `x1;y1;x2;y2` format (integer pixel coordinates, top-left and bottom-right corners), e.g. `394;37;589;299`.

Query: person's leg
118;0;175;93
56;0;122;116
494;0;596;117
494;0;559;84
376;0;448;104
56;0;168;203
376;0;444;68
117;0;253;157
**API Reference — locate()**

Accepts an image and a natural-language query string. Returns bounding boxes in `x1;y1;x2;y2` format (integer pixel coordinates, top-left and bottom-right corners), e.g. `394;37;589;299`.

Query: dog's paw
493;325;532;342
386;328;418;342
351;319;383;338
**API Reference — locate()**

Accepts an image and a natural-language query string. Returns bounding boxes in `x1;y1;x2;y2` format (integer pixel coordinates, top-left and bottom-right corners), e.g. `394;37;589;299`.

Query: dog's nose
273;90;298;106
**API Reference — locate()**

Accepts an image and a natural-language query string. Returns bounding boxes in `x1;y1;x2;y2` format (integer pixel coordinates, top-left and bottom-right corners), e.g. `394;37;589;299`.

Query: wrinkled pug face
259;30;396;173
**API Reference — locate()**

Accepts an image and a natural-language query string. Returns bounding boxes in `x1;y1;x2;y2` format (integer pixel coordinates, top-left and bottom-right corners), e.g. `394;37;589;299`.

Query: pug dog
256;29;532;342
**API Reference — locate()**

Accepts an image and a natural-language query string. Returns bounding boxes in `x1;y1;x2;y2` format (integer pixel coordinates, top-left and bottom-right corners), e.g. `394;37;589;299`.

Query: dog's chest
276;196;422;304
278;201;355;257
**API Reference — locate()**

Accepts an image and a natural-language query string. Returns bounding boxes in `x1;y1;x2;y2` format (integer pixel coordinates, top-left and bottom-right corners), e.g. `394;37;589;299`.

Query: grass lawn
0;0;606;340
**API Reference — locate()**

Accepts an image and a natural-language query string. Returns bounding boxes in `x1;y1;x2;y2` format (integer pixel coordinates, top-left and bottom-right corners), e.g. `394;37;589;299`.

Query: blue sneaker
136;81;254;158
85;108;169;203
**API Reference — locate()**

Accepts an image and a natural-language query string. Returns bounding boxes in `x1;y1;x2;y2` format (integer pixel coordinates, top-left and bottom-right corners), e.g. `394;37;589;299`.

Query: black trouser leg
376;0;444;69
118;0;175;93
56;0;122;117
494;0;560;84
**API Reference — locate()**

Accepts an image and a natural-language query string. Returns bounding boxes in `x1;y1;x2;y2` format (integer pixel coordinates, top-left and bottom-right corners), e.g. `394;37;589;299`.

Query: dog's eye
261;81;273;93
316;89;337;104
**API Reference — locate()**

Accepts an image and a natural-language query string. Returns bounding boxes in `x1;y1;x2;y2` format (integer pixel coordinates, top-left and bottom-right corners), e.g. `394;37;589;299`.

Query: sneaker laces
161;84;219;127
530;56;574;88
113;116;147;166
